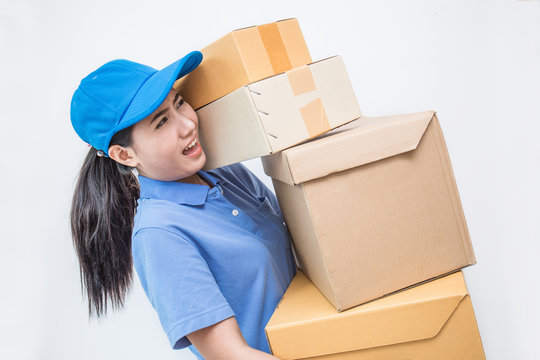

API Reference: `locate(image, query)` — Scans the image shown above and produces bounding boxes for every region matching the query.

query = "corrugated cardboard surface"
[262,111,433,185]
[264,111,476,311]
[265,270,485,360]
[198,56,361,170]
[174,18,312,110]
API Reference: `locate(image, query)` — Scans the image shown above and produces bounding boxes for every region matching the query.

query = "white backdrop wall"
[1,0,539,359]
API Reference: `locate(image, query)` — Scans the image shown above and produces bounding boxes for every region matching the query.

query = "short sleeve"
[132,227,235,349]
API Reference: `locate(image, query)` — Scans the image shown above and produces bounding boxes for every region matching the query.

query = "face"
[118,89,206,181]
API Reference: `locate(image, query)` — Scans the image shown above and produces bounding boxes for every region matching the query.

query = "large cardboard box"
[265,270,485,360]
[197,56,361,170]
[174,18,312,110]
[262,111,476,311]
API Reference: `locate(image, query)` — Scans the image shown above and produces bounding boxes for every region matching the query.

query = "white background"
[1,0,539,359]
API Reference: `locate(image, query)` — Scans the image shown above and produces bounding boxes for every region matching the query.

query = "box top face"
[262,111,435,185]
[231,17,298,33]
[265,270,468,359]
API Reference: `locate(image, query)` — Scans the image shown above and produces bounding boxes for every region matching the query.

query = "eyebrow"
[150,93,181,125]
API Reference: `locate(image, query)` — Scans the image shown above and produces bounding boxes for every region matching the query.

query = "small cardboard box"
[197,55,361,170]
[265,270,485,360]
[174,18,312,110]
[262,111,476,311]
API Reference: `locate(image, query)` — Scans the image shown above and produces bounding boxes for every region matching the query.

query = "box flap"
[265,270,468,359]
[261,111,435,185]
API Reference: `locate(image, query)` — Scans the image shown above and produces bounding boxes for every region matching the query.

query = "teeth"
[184,139,197,152]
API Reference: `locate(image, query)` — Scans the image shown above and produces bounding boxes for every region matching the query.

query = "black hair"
[70,126,140,317]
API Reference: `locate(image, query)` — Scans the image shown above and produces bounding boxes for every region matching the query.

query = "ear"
[108,144,139,168]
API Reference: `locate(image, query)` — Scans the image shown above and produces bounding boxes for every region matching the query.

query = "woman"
[70,50,296,360]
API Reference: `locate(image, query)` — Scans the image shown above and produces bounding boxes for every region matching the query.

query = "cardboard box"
[265,270,485,360]
[262,111,476,311]
[197,56,361,170]
[174,18,312,110]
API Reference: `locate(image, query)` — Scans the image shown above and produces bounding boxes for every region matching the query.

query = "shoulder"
[131,223,195,258]
[132,198,196,245]
[133,198,167,233]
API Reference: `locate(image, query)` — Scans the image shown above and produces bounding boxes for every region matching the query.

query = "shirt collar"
[138,170,222,206]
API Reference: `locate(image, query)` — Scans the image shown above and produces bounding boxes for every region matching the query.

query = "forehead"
[139,89,179,125]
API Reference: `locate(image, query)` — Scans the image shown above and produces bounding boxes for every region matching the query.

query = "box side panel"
[271,179,336,306]
[197,87,271,170]
[302,296,485,360]
[430,115,476,263]
[309,56,362,125]
[268,293,464,359]
[248,75,309,150]
[266,271,476,360]
[174,33,249,110]
[248,56,361,153]
[277,18,312,68]
[303,119,475,310]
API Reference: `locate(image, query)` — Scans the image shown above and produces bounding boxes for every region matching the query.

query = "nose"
[174,113,196,138]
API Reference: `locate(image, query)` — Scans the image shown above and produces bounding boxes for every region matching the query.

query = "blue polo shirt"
[131,163,297,359]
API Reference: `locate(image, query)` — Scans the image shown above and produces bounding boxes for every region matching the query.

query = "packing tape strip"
[286,65,330,137]
[258,22,292,74]
[287,65,316,96]
[300,98,330,138]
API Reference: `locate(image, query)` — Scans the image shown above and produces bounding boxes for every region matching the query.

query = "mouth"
[182,136,202,157]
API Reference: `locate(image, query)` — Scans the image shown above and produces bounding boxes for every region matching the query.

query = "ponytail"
[70,126,139,317]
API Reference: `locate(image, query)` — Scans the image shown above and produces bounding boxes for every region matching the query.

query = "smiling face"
[110,89,206,182]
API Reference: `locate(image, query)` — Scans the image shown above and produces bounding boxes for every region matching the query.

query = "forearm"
[202,342,281,360]
[187,317,281,360]
[235,344,281,360]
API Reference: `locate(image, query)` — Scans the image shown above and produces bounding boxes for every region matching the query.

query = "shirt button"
[283,221,286,227]
[232,209,239,216]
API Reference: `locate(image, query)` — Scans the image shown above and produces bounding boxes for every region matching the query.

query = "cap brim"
[106,51,203,150]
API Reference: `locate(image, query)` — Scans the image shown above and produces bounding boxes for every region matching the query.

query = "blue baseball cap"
[70,51,203,156]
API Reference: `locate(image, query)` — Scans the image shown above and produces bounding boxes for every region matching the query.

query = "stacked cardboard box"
[174,18,361,170]
[179,18,485,359]
[261,111,476,310]
[265,270,485,359]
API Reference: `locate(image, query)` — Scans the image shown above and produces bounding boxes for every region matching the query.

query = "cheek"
[134,132,177,164]
[150,135,180,160]
[183,105,199,126]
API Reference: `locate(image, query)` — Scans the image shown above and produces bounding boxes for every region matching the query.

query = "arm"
[187,316,281,360]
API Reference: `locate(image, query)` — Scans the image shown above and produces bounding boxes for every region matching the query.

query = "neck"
[178,173,211,187]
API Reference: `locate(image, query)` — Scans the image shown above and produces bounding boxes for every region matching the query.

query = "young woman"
[70,50,296,360]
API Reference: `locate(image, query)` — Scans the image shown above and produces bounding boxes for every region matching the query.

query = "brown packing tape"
[300,98,331,138]
[286,65,330,138]
[257,23,292,74]
[287,66,317,96]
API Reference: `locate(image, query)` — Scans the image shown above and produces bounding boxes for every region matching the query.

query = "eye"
[176,98,184,110]
[156,117,168,129]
